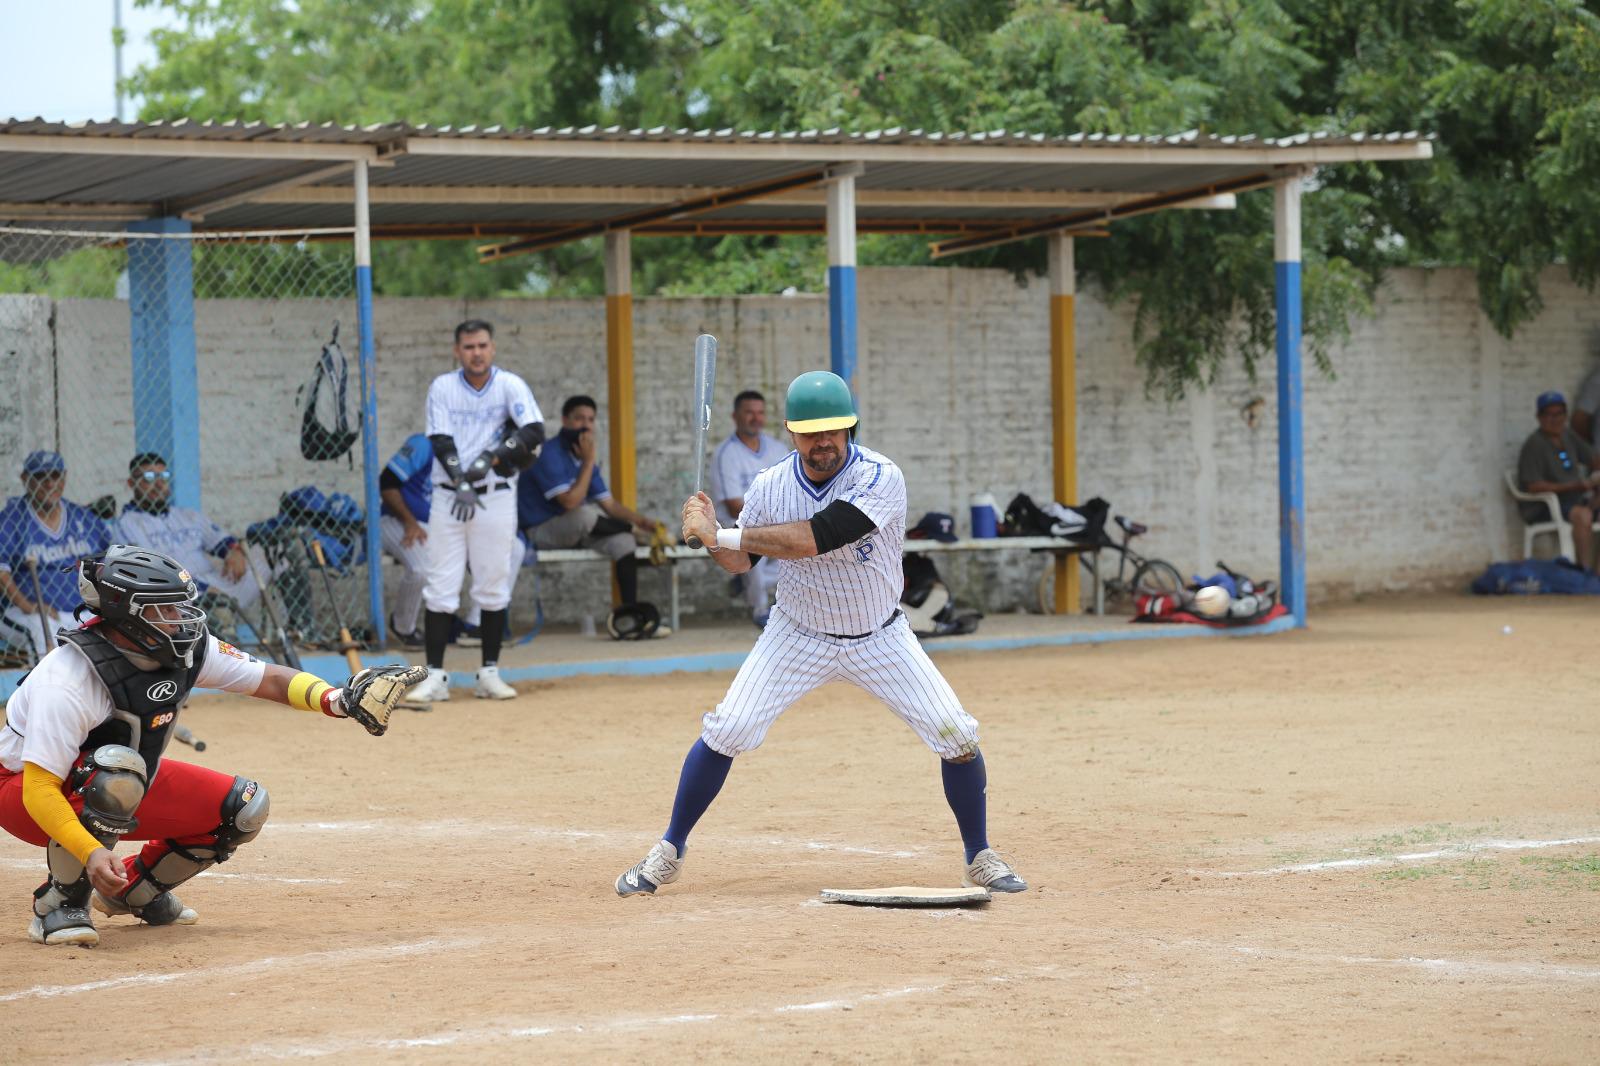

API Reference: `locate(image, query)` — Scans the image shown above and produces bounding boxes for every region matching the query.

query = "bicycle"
[1036,515,1184,614]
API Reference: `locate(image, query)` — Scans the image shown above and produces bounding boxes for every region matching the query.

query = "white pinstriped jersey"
[739,442,905,635]
[424,367,543,481]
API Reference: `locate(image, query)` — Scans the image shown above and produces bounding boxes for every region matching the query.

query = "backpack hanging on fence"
[299,322,361,465]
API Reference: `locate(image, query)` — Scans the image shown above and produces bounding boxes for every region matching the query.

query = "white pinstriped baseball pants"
[699,607,980,760]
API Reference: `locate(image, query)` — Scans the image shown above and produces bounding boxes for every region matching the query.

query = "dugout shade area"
[0,119,1432,654]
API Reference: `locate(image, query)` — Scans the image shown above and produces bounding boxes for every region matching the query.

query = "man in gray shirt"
[1518,390,1600,568]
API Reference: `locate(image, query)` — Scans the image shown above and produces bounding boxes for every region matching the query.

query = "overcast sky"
[1,2,181,122]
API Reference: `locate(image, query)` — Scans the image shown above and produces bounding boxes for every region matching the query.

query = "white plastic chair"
[1504,469,1598,560]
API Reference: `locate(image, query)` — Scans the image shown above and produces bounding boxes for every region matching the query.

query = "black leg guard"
[115,776,270,914]
[35,745,147,919]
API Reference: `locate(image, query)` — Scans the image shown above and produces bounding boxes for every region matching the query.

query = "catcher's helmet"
[78,544,207,668]
[784,371,858,433]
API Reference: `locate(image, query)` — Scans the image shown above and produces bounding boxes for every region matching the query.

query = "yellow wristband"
[286,672,333,714]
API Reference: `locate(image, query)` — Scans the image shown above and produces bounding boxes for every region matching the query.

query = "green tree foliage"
[124,0,1600,396]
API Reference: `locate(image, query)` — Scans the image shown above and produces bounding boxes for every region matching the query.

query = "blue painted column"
[353,160,387,643]
[826,169,859,385]
[1274,178,1307,628]
[127,217,201,509]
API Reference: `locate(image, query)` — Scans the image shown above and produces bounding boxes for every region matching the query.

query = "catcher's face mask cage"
[80,546,208,668]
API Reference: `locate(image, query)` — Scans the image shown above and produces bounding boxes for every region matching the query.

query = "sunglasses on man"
[134,470,173,483]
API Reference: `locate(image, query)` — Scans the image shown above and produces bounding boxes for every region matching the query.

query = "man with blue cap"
[1517,391,1600,569]
[0,452,113,661]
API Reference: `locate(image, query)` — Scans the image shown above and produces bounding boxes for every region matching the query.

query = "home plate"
[820,886,991,907]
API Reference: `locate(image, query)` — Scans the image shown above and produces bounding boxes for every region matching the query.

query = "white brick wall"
[3,265,1598,625]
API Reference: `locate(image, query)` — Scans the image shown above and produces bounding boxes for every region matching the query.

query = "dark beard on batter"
[803,448,841,478]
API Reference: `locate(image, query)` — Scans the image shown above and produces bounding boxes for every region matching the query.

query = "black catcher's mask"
[78,544,207,669]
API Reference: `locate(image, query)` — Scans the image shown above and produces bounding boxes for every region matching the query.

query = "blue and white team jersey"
[424,367,543,481]
[738,442,907,636]
[383,433,435,524]
[114,505,235,594]
[708,432,789,527]
[0,497,112,611]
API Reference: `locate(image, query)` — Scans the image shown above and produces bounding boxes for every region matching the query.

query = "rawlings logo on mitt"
[339,665,428,736]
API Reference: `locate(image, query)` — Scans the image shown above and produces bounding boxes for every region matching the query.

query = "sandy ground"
[2,595,1598,1064]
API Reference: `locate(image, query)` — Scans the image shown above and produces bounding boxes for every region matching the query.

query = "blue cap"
[1538,390,1567,414]
[909,512,958,543]
[21,450,65,475]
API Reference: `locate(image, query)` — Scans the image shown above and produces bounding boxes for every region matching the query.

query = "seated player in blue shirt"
[380,433,524,649]
[0,451,113,661]
[518,395,666,635]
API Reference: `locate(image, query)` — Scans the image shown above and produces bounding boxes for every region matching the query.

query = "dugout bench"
[523,535,1103,632]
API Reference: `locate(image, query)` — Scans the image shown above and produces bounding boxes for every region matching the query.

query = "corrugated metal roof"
[0,118,1427,149]
[0,118,1432,244]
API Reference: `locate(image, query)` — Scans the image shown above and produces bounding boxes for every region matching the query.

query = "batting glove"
[450,482,479,522]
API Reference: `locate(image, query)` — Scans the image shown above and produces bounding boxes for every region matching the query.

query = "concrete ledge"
[0,615,1297,701]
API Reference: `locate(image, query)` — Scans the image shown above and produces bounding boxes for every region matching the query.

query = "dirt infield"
[3,596,1599,1064]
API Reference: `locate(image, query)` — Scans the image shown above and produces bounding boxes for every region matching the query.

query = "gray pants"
[530,502,635,560]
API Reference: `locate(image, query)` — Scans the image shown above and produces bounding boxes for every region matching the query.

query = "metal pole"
[1274,177,1307,628]
[826,168,860,386]
[1048,231,1081,615]
[354,159,386,646]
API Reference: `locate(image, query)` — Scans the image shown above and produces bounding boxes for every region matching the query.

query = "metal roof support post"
[1274,177,1307,628]
[1048,232,1081,615]
[354,158,387,643]
[127,217,202,510]
[605,229,635,609]
[826,166,860,386]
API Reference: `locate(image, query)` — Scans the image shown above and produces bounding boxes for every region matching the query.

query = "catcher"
[0,544,423,947]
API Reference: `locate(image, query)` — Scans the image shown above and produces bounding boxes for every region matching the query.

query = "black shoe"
[389,614,423,650]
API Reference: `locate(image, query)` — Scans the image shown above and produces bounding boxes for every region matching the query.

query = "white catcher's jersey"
[0,633,265,778]
[424,367,543,481]
[739,442,906,636]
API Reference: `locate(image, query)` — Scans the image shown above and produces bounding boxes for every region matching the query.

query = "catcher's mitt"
[339,665,428,736]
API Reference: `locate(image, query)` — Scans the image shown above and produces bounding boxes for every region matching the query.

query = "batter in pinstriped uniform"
[616,371,1026,897]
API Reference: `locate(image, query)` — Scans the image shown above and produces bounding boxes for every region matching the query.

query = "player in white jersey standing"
[406,320,545,703]
[616,371,1026,897]
[708,390,788,626]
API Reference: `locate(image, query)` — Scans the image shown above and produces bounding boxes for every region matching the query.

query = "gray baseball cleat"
[616,839,684,896]
[28,905,99,946]
[963,848,1028,893]
[93,889,199,926]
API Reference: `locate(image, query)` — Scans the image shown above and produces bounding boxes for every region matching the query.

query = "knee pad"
[73,744,148,844]
[216,776,270,858]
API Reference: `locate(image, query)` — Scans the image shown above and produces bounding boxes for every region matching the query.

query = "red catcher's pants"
[0,756,238,881]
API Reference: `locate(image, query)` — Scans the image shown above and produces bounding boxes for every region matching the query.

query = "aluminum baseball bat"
[175,724,206,752]
[686,333,718,549]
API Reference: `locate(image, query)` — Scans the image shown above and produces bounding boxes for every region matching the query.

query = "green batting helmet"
[784,371,858,433]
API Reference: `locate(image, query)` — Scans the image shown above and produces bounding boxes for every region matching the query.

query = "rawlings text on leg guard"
[119,777,270,912]
[36,745,148,919]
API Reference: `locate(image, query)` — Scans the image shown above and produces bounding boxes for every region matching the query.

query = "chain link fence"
[0,225,372,668]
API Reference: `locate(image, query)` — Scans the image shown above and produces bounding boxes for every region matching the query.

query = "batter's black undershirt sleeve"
[379,468,403,492]
[810,499,876,554]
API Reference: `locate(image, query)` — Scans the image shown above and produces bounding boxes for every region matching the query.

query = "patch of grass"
[1517,852,1600,891]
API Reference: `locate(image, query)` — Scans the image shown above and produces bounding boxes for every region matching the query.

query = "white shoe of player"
[407,669,450,703]
[615,839,684,896]
[28,905,99,946]
[963,848,1028,893]
[474,665,516,700]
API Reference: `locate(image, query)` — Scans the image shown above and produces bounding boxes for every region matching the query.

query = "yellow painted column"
[605,231,634,607]
[1048,232,1081,614]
